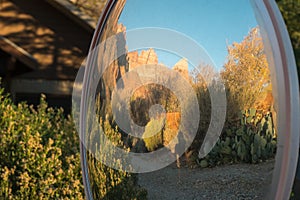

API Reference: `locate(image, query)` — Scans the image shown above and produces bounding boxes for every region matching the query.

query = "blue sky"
[119,0,258,70]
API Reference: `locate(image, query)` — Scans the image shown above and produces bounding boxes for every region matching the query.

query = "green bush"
[0,86,147,199]
[0,89,83,199]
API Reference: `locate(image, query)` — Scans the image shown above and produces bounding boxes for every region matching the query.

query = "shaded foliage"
[87,119,147,200]
[276,0,300,84]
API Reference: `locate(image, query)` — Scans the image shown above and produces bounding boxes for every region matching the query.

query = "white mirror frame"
[252,0,300,199]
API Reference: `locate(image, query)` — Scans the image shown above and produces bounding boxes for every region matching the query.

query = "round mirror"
[73,0,300,199]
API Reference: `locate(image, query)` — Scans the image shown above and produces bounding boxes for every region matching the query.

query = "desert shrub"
[142,118,165,152]
[0,85,147,199]
[0,89,83,199]
[189,72,212,153]
[87,120,147,200]
[198,108,277,168]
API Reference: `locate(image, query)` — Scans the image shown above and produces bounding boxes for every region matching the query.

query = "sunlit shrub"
[142,118,165,152]
[0,85,147,199]
[0,88,83,199]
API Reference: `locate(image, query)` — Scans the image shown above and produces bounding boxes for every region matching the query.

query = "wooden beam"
[0,36,38,70]
[10,78,76,96]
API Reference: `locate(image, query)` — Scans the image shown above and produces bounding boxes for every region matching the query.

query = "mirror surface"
[81,0,278,199]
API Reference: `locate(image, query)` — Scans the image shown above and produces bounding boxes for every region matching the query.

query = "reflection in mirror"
[82,0,279,199]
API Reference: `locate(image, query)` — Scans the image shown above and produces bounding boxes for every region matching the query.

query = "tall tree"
[221,27,271,117]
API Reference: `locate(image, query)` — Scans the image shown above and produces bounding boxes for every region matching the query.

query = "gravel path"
[138,160,275,200]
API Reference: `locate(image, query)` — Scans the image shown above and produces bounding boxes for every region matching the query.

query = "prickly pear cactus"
[198,109,277,167]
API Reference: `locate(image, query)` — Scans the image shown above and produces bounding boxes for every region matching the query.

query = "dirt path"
[138,160,275,200]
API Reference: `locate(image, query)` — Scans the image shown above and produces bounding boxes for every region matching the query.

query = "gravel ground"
[138,160,275,200]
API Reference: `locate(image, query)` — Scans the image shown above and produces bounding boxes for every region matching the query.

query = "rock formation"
[127,48,158,71]
[173,58,189,80]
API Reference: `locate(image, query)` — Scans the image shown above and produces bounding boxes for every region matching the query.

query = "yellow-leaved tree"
[221,27,272,120]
